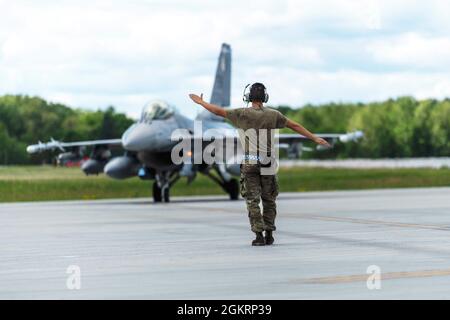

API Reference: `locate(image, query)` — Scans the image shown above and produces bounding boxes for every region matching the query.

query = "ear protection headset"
[243,83,269,103]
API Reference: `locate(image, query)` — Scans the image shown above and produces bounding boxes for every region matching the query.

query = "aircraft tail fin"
[196,43,232,122]
[210,43,231,107]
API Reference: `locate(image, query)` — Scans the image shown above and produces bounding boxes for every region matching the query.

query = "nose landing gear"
[152,171,179,203]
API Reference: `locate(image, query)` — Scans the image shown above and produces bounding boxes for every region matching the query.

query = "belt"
[243,154,274,168]
[243,154,261,161]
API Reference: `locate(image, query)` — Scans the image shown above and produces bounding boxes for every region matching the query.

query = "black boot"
[265,231,274,245]
[252,232,265,246]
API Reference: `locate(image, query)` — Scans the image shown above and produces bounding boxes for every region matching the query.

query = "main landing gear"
[151,164,239,203]
[201,164,239,200]
[225,178,239,200]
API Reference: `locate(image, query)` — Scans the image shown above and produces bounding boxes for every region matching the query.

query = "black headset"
[243,83,269,103]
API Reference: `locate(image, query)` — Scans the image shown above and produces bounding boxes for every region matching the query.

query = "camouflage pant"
[240,164,279,233]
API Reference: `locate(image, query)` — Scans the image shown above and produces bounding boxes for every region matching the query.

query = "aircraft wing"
[26,138,123,154]
[276,130,363,156]
[184,130,363,147]
[180,130,363,158]
[277,130,364,144]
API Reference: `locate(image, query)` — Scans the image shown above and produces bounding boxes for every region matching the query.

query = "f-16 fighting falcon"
[26,43,363,203]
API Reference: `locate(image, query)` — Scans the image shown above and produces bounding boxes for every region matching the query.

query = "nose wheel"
[152,171,179,203]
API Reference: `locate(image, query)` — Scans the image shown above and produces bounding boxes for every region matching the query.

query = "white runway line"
[280,157,450,169]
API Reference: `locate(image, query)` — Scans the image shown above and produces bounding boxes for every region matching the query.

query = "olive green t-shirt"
[225,106,288,158]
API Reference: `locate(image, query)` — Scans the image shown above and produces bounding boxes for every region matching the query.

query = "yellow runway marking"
[295,268,450,285]
[294,213,450,231]
[180,204,450,231]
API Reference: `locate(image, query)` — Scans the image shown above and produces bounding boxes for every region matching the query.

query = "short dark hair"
[249,83,266,102]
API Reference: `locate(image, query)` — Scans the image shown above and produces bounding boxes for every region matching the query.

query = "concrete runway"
[1,187,450,299]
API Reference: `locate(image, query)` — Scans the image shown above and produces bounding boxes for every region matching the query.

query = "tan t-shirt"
[226,106,288,159]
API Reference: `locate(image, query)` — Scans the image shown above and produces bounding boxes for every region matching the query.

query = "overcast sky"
[1,0,450,119]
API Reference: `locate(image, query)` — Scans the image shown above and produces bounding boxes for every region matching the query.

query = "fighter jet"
[27,43,363,202]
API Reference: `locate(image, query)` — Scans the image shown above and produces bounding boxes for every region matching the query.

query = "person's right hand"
[189,93,204,105]
[314,137,331,148]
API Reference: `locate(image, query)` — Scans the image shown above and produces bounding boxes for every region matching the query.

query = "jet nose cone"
[122,122,174,152]
[122,124,150,151]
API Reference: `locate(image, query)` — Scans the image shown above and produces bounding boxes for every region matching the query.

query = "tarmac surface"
[1,187,450,299]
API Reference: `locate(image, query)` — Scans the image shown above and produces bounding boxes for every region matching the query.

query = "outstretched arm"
[287,119,331,147]
[189,93,226,118]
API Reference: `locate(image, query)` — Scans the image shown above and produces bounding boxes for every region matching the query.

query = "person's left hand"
[314,137,331,148]
[189,93,204,105]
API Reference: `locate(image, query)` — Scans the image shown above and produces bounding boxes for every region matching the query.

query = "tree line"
[0,94,448,164]
[279,96,449,159]
[0,95,133,164]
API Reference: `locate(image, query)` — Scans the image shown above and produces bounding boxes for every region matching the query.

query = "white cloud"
[231,68,450,107]
[1,0,450,120]
[367,33,450,69]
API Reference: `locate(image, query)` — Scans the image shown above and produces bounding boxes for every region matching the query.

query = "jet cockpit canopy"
[140,100,175,123]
